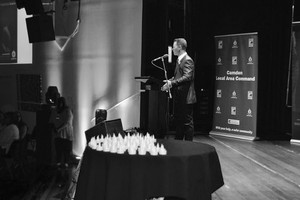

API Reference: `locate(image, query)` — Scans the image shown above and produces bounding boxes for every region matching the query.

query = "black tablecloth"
[74,139,224,200]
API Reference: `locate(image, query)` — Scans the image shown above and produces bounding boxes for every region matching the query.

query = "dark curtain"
[142,0,293,138]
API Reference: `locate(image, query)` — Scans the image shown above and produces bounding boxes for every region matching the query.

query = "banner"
[291,23,300,144]
[210,32,258,140]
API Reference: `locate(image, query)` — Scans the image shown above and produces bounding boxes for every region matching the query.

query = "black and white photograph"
[0,0,299,200]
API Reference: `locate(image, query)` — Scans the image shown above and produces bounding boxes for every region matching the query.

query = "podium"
[134,76,163,90]
[135,76,168,138]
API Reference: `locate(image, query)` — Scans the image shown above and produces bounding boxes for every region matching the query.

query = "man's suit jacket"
[171,54,197,104]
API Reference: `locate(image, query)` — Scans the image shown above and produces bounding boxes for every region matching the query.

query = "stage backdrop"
[210,32,258,140]
[292,23,300,144]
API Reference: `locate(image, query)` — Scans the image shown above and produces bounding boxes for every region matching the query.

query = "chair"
[0,141,18,180]
[0,138,29,180]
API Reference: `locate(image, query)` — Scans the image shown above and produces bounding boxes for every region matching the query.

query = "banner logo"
[248,38,254,47]
[231,90,237,99]
[216,106,221,114]
[228,119,240,125]
[231,106,237,115]
[217,89,222,98]
[12,51,16,58]
[248,91,253,100]
[218,40,223,49]
[232,56,237,65]
[247,56,253,65]
[217,57,222,65]
[247,109,253,117]
[232,40,238,48]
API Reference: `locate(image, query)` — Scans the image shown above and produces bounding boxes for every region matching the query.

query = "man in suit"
[161,38,197,141]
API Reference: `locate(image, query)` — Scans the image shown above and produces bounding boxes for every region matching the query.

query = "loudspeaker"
[16,0,44,15]
[25,0,44,15]
[85,119,124,143]
[15,0,26,9]
[95,109,107,125]
[17,74,42,111]
[26,15,55,43]
[17,74,42,103]
[295,0,300,22]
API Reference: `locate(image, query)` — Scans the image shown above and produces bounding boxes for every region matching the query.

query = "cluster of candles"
[88,133,167,156]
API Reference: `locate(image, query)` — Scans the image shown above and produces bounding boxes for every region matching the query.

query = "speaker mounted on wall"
[16,0,44,15]
[16,0,55,43]
[26,14,55,43]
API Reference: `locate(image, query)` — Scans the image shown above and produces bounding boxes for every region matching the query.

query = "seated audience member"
[0,112,19,154]
[14,111,28,140]
[0,111,5,131]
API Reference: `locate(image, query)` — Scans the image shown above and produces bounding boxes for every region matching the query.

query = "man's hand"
[161,80,172,92]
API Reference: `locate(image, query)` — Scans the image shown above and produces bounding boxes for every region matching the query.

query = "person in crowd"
[0,111,5,131]
[14,111,28,140]
[53,97,74,168]
[0,112,19,154]
[161,38,197,141]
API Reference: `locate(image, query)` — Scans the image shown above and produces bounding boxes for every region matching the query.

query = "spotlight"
[45,86,60,106]
[95,109,107,125]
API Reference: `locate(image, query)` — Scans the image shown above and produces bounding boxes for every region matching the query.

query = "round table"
[74,139,224,200]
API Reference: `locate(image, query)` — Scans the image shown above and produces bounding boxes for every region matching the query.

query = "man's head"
[173,38,187,56]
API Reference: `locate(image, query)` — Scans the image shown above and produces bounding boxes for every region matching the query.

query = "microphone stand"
[160,57,172,139]
[161,57,172,99]
[151,56,172,138]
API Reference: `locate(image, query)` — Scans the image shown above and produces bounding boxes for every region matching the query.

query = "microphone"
[152,54,168,61]
[168,46,172,63]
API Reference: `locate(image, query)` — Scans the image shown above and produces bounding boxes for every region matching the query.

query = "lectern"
[135,76,168,138]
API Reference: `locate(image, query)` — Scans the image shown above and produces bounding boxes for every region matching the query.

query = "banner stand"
[291,139,300,145]
[210,32,258,140]
[210,131,258,141]
[291,23,300,143]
